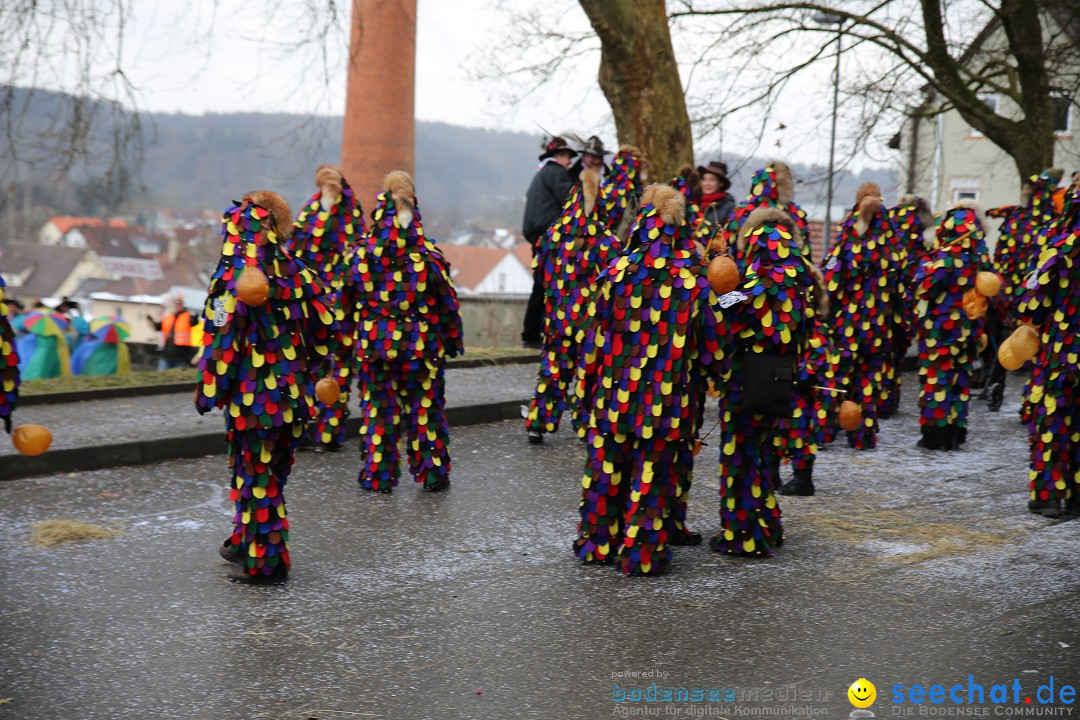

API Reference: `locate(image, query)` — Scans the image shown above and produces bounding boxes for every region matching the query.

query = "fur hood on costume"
[241,190,293,243]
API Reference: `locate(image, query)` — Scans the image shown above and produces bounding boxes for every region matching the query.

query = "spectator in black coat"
[521,136,577,348]
[568,135,610,184]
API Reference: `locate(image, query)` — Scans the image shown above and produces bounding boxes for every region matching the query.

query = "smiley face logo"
[848,678,876,708]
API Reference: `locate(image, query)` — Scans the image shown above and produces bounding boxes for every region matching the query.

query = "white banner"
[101,257,164,280]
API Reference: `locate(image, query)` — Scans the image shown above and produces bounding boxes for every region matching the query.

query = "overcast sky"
[46,0,903,171]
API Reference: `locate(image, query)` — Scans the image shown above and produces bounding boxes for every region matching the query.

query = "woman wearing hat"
[697,160,736,237]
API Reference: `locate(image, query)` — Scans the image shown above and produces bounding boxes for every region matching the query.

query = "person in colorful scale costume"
[775,265,836,497]
[882,195,936,418]
[0,273,19,435]
[599,145,644,242]
[989,199,1027,314]
[573,185,727,575]
[718,161,811,270]
[288,165,366,453]
[977,203,1026,413]
[709,206,813,557]
[526,168,622,443]
[196,190,336,584]
[1016,186,1080,517]
[1012,170,1063,302]
[911,203,988,451]
[822,183,905,450]
[338,171,463,493]
[669,164,712,249]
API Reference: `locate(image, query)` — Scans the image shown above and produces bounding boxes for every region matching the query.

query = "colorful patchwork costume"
[0,274,19,434]
[600,145,644,241]
[1016,187,1080,517]
[775,266,836,497]
[720,162,811,270]
[338,171,463,493]
[195,190,336,583]
[526,169,621,441]
[912,204,988,450]
[822,183,905,449]
[883,195,936,417]
[288,165,366,450]
[709,206,813,557]
[1012,170,1063,309]
[669,164,712,248]
[573,186,727,575]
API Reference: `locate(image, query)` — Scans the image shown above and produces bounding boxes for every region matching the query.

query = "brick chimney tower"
[341,0,417,209]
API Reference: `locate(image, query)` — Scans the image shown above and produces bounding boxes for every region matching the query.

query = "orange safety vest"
[161,312,193,347]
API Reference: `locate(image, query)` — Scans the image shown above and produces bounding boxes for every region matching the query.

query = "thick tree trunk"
[579,0,693,183]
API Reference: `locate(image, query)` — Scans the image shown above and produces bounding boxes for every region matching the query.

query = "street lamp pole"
[815,13,844,257]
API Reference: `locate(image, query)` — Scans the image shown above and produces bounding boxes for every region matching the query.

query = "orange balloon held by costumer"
[12,424,52,456]
[707,255,741,296]
[839,400,863,431]
[975,271,1002,297]
[315,377,341,405]
[236,266,270,306]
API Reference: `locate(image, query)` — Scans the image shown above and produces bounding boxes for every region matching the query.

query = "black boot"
[778,460,815,496]
[918,426,942,450]
[1028,499,1064,518]
[987,382,1004,412]
[769,453,782,491]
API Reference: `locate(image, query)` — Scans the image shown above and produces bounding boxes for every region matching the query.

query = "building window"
[1052,92,1072,135]
[498,272,506,292]
[950,177,980,203]
[969,93,998,137]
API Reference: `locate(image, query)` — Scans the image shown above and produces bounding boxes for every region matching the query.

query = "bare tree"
[0,0,350,222]
[478,0,1080,194]
[1,1,145,211]
[673,0,1080,186]
[471,0,693,182]
[579,1,694,181]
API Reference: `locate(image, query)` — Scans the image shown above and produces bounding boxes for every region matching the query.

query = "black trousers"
[522,239,544,343]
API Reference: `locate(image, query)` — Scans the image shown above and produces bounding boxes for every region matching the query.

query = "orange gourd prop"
[315,377,341,405]
[839,401,862,431]
[975,271,1001,297]
[236,266,270,306]
[13,424,52,456]
[706,234,741,295]
[962,288,988,320]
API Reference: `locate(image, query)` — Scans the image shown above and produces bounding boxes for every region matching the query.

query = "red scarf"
[701,191,727,209]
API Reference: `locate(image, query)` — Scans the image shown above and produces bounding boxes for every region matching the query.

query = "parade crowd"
[0,137,1077,583]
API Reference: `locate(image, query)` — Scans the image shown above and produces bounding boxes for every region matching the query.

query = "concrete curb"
[17,354,540,407]
[0,399,529,481]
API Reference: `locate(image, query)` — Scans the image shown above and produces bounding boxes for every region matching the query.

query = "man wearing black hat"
[569,135,610,184]
[521,136,577,349]
[697,160,736,236]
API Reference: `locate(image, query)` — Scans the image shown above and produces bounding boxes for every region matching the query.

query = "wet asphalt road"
[1,372,1078,720]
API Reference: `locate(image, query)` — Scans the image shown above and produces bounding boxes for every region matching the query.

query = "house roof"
[0,242,90,300]
[76,226,165,258]
[437,245,512,292]
[47,216,129,234]
[511,242,534,272]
